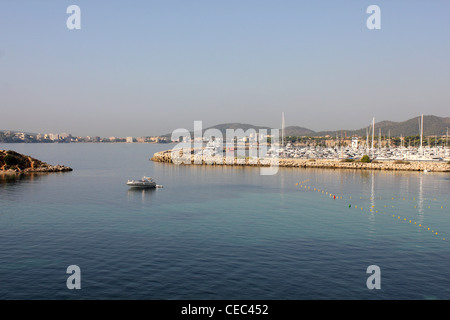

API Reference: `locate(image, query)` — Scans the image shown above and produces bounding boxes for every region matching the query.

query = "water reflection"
[127,187,156,203]
[417,173,424,224]
[368,171,376,236]
[0,172,46,185]
[370,171,375,208]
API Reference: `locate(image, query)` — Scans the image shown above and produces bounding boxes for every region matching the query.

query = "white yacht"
[126,176,157,188]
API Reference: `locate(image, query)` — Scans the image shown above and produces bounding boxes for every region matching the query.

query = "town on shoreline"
[0,131,170,144]
[1,130,448,149]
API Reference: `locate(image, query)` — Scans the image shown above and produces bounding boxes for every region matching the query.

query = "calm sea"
[0,143,449,300]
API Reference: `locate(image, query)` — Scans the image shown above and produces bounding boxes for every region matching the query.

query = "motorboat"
[126,176,157,188]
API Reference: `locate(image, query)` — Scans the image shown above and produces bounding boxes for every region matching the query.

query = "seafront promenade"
[151,149,450,172]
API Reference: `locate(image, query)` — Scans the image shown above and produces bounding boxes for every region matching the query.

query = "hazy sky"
[0,1,449,137]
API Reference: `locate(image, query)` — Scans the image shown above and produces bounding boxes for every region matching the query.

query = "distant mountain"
[314,115,450,137]
[284,126,316,136]
[163,115,449,139]
[164,123,315,138]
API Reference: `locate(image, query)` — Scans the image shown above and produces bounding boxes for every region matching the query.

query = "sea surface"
[0,143,449,300]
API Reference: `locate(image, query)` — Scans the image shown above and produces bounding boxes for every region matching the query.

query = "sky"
[0,0,449,137]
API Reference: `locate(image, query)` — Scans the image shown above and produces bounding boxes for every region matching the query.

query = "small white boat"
[126,176,157,188]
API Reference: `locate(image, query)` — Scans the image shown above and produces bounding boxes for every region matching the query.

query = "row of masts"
[280,112,449,152]
[366,114,448,154]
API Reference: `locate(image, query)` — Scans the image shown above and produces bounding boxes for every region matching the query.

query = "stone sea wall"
[151,149,450,172]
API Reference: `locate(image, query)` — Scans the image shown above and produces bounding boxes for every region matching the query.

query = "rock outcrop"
[0,150,73,174]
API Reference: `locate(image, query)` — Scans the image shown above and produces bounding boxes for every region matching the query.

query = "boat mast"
[419,114,423,154]
[371,117,375,157]
[366,127,369,153]
[445,127,448,155]
[388,129,391,148]
[379,128,381,151]
[281,112,285,147]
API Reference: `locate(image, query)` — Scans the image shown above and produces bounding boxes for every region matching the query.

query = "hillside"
[315,115,450,137]
[284,126,316,136]
[166,115,449,138]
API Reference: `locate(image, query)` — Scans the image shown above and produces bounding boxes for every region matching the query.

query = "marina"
[194,114,450,163]
[267,144,449,162]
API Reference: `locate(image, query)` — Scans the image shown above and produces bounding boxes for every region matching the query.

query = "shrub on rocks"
[360,155,371,163]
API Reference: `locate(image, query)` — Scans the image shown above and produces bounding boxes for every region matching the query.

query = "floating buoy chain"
[294,181,447,242]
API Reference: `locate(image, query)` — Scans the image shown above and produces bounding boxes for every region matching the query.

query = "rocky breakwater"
[151,149,450,172]
[0,150,73,174]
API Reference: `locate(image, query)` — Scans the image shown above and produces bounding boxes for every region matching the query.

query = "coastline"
[151,149,450,172]
[0,165,73,175]
[0,150,72,175]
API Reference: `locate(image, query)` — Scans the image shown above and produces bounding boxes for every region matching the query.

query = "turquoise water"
[0,143,449,299]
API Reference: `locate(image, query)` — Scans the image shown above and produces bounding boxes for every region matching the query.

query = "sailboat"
[407,114,433,161]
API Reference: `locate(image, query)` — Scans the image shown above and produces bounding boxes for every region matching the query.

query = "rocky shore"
[151,149,450,172]
[0,150,73,174]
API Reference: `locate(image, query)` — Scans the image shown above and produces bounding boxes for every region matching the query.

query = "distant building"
[49,133,60,141]
[126,137,134,143]
[15,132,25,140]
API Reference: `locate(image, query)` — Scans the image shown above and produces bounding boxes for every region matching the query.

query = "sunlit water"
[0,143,449,299]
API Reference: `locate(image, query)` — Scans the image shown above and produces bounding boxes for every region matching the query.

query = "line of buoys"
[296,182,447,208]
[294,181,447,242]
[388,196,446,202]
[368,207,446,241]
[296,182,446,209]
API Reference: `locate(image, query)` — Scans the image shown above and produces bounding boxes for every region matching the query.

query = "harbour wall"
[151,149,450,172]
